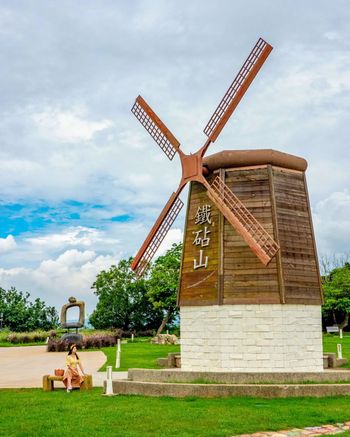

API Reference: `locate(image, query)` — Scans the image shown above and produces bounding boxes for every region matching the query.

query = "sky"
[0,0,350,316]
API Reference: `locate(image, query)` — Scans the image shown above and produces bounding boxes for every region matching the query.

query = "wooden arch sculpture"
[60,297,85,329]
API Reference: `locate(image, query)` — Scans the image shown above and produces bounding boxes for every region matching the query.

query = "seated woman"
[63,344,85,392]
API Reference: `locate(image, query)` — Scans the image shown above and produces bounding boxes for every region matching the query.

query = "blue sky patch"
[0,200,131,238]
[110,214,132,223]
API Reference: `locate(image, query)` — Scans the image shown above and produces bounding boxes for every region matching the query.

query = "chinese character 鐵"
[194,204,212,225]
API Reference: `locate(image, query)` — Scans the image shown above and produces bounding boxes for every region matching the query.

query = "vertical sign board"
[178,180,219,306]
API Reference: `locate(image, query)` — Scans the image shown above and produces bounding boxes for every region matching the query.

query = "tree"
[27,297,59,332]
[322,262,350,329]
[0,287,58,332]
[89,258,163,331]
[319,253,350,276]
[147,243,182,335]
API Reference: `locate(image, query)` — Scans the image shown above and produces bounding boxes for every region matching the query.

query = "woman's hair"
[68,343,79,360]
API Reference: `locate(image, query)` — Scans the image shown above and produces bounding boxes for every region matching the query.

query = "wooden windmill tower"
[130,38,324,372]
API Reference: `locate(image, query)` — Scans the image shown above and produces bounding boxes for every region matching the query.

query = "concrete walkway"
[232,421,350,437]
[0,346,128,388]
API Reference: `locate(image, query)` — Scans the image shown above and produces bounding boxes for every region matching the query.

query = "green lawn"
[1,334,350,436]
[99,340,180,371]
[0,341,46,347]
[97,334,348,373]
[323,334,350,367]
[1,389,350,437]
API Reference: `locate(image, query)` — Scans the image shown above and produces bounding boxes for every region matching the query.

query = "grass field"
[99,340,180,371]
[1,388,350,437]
[323,334,350,367]
[1,334,350,436]
[95,333,348,372]
[0,341,46,347]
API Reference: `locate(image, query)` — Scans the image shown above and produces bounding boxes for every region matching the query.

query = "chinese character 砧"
[194,204,212,225]
[193,249,208,270]
[192,226,211,247]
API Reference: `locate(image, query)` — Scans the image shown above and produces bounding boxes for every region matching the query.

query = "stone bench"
[326,326,340,333]
[42,374,93,391]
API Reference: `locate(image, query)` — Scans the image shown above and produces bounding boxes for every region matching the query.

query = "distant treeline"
[0,286,58,332]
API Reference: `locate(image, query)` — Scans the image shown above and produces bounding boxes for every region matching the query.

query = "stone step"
[128,368,350,384]
[156,353,182,368]
[324,352,348,368]
[109,379,350,398]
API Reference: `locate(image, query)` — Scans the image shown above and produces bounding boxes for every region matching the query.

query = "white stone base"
[180,304,324,372]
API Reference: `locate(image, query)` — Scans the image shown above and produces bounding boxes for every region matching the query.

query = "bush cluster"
[113,328,155,338]
[6,330,54,344]
[46,329,155,351]
[47,333,118,352]
[4,327,155,346]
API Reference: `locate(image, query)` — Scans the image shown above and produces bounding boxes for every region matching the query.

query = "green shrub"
[6,330,51,344]
[47,333,119,352]
[0,329,11,343]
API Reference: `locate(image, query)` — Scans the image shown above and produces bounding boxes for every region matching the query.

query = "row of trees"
[89,247,350,333]
[1,245,349,334]
[0,287,59,332]
[322,261,350,329]
[89,243,182,334]
[0,243,181,334]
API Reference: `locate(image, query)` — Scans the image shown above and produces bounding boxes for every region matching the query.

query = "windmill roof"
[203,149,307,172]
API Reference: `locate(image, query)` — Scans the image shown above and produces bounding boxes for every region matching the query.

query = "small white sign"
[337,343,343,359]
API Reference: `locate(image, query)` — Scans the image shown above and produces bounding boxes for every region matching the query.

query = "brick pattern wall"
[180,304,323,372]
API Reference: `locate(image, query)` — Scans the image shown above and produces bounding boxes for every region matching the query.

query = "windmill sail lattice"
[130,38,279,277]
[131,95,180,161]
[204,38,272,143]
[132,194,184,277]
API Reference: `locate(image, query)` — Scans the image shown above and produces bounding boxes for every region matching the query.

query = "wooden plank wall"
[178,179,219,306]
[272,167,322,304]
[222,166,280,304]
[178,165,322,307]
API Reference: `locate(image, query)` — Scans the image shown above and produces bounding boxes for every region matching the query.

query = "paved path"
[0,346,128,388]
[233,421,350,437]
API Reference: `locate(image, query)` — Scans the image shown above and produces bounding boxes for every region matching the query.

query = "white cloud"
[0,235,16,253]
[39,249,96,274]
[1,0,350,314]
[324,31,341,41]
[154,228,183,258]
[0,223,183,314]
[0,249,117,313]
[31,106,113,143]
[26,226,118,250]
[313,190,350,255]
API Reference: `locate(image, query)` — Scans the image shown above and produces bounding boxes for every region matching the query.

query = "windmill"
[130,38,279,278]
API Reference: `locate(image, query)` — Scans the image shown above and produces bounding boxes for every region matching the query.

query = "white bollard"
[105,366,114,396]
[116,339,121,368]
[337,343,343,359]
[131,333,134,342]
[340,329,343,339]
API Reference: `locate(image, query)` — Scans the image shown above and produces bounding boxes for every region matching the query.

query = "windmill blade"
[131,95,181,161]
[131,192,184,278]
[205,176,279,266]
[204,38,272,143]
